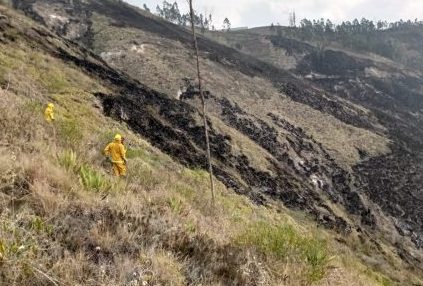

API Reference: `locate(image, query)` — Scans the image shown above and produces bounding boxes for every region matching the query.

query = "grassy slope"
[0,6,421,286]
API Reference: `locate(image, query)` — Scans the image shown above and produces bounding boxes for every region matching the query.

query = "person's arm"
[120,144,127,163]
[50,110,55,121]
[104,144,111,156]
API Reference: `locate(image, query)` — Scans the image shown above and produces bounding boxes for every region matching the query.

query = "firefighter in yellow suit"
[104,134,127,177]
[44,103,55,122]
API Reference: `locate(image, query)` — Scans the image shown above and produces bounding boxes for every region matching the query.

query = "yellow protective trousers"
[112,162,126,177]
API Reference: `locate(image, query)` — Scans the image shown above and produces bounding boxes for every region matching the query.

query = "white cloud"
[125,0,423,27]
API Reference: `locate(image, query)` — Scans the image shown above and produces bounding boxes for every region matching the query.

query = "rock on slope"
[10,0,423,280]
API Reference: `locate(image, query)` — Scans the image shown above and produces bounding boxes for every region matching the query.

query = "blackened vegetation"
[269,36,315,56]
[297,50,370,76]
[278,82,376,130]
[0,14,14,43]
[12,0,44,23]
[217,97,371,231]
[295,42,423,253]
[354,148,423,250]
[267,113,373,222]
[179,77,211,101]
[101,91,233,178]
[12,0,95,48]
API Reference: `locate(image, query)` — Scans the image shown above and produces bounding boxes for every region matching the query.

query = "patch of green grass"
[0,220,39,262]
[364,268,396,286]
[22,100,43,114]
[167,196,184,214]
[57,118,83,149]
[24,51,71,93]
[237,222,299,257]
[185,221,197,234]
[126,148,147,159]
[79,164,110,192]
[381,276,394,286]
[182,168,209,185]
[235,222,331,282]
[30,217,53,235]
[0,45,23,69]
[218,192,253,223]
[302,238,331,281]
[174,184,195,200]
[130,148,164,168]
[44,70,69,93]
[57,149,79,172]
[128,160,161,190]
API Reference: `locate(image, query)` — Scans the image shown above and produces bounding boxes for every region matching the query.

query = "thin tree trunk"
[188,0,215,205]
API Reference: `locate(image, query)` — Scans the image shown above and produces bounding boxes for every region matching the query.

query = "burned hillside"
[3,0,423,284]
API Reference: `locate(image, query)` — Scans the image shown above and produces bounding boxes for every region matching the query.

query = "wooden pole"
[188,0,215,206]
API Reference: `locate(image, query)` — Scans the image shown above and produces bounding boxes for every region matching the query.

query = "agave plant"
[79,165,109,192]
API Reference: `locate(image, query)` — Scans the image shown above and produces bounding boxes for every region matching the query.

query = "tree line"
[297,18,423,35]
[143,1,231,32]
[270,17,423,61]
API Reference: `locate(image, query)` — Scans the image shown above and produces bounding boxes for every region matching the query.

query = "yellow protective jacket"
[44,106,55,122]
[104,139,127,164]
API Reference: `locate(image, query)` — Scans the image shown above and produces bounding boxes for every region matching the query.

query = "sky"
[125,0,423,28]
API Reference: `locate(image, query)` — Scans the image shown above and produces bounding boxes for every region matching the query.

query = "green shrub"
[302,238,331,281]
[237,222,297,257]
[79,165,110,192]
[167,196,184,214]
[57,149,78,172]
[0,220,39,262]
[235,222,330,282]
